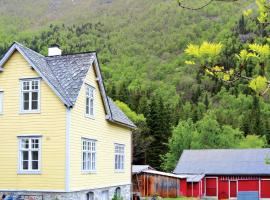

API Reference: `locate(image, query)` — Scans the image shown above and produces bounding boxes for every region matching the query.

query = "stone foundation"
[0,184,131,200]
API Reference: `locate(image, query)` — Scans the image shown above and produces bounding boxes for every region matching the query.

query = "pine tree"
[145,97,172,170]
[204,93,209,110]
[250,96,263,135]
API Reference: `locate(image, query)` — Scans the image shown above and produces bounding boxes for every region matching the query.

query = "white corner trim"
[65,108,71,192]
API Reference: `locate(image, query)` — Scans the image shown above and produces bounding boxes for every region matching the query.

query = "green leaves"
[249,44,270,60]
[256,0,269,23]
[185,42,223,59]
[249,76,268,93]
[236,49,258,63]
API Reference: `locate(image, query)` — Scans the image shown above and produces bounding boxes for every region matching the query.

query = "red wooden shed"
[174,149,270,199]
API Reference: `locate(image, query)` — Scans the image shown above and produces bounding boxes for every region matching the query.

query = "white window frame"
[20,79,41,113]
[85,85,95,118]
[0,91,3,114]
[114,143,125,172]
[18,136,42,174]
[82,138,97,173]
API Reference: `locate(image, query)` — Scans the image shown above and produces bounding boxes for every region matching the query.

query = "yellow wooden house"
[0,42,135,200]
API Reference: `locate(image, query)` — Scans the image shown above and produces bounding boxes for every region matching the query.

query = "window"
[115,144,125,171]
[114,187,121,198]
[21,79,40,112]
[87,192,94,200]
[0,91,3,114]
[82,139,96,172]
[101,191,109,200]
[86,86,95,117]
[19,137,41,172]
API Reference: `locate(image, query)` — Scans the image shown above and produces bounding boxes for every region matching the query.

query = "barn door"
[261,179,270,198]
[205,177,217,197]
[230,180,237,198]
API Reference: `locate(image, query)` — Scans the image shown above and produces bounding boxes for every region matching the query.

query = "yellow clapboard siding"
[70,64,132,191]
[0,51,66,191]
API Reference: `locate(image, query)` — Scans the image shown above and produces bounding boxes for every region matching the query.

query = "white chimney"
[48,44,62,56]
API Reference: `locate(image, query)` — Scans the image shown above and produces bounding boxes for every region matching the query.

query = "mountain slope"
[0,0,250,104]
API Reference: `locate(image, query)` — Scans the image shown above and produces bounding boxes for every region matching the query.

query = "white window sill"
[17,171,41,175]
[81,170,97,174]
[115,170,125,173]
[85,114,95,120]
[19,111,41,114]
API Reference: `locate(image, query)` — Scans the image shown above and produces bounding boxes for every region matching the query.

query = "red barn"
[174,149,270,199]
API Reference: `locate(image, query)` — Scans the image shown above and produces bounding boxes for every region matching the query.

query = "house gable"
[69,55,132,191]
[0,42,135,129]
[0,50,67,191]
[0,42,71,106]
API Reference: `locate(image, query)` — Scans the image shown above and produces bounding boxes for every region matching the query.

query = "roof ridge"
[14,41,45,58]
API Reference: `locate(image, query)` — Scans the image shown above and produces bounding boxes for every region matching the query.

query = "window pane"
[23,93,30,110]
[32,139,39,149]
[21,139,29,149]
[32,151,39,161]
[32,92,38,101]
[83,152,86,170]
[86,98,89,114]
[23,161,29,170]
[32,92,38,110]
[32,161,38,170]
[90,99,94,115]
[92,153,96,170]
[23,82,30,90]
[22,151,29,160]
[32,81,39,90]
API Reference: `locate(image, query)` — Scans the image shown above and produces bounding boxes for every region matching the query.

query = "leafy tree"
[238,135,267,148]
[162,114,266,171]
[115,100,151,164]
[161,119,194,171]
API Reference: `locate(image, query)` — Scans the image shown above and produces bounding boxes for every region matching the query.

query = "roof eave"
[107,118,137,130]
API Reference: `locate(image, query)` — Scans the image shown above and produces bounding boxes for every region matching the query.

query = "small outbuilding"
[174,149,270,199]
[132,165,185,198]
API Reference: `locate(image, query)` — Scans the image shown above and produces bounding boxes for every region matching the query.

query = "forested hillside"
[1,0,268,171]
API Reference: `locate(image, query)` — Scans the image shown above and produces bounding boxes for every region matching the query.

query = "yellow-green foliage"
[249,44,270,60]
[243,9,253,17]
[115,100,145,124]
[256,0,269,23]
[236,49,258,63]
[238,135,267,148]
[249,76,268,93]
[185,42,223,59]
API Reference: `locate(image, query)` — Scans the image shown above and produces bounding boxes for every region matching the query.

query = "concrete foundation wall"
[0,184,131,200]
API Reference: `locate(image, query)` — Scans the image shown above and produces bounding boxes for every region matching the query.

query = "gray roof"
[174,149,270,176]
[186,174,205,182]
[132,165,154,174]
[108,97,135,128]
[0,42,136,128]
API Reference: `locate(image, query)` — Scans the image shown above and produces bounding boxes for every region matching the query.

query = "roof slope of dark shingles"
[174,149,270,175]
[45,53,95,104]
[14,42,135,128]
[16,42,72,106]
[108,97,136,127]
